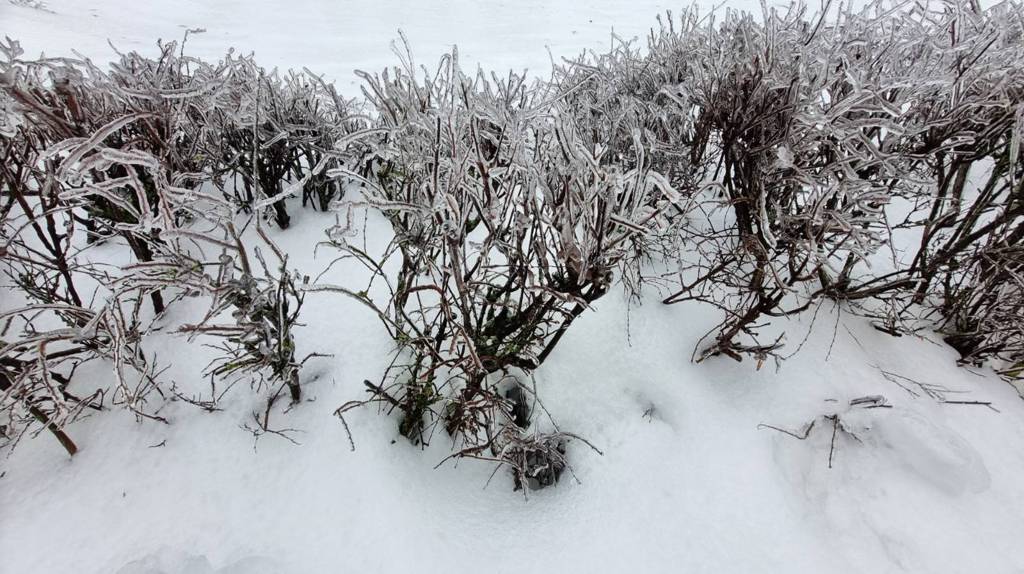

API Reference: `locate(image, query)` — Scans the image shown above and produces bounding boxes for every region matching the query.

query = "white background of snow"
[3,1,1024,573]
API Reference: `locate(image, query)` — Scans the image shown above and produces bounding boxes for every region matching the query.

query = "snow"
[4,1,1024,573]
[3,0,767,84]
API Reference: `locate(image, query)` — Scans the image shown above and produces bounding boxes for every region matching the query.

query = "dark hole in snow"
[505,385,531,429]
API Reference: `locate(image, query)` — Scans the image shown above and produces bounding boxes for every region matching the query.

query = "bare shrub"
[0,38,340,453]
[3,0,1022,475]
[625,1,1024,378]
[199,54,369,228]
[181,227,312,405]
[323,43,683,487]
[0,38,228,314]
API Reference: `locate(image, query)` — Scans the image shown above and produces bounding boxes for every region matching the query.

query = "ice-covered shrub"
[199,54,368,228]
[0,102,171,453]
[3,0,1023,471]
[325,45,678,485]
[642,5,911,362]
[182,236,310,405]
[814,1,1024,377]
[624,1,1024,376]
[0,38,232,313]
[0,39,334,452]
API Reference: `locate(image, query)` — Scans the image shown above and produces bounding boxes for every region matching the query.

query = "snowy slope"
[3,2,1024,573]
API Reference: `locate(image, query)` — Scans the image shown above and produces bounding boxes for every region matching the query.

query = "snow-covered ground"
[4,0,769,84]
[4,1,1024,573]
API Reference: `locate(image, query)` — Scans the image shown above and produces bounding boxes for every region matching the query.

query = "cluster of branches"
[200,50,369,225]
[2,0,1021,490]
[321,39,680,489]
[549,1,1024,375]
[324,2,1023,487]
[0,36,362,454]
[325,0,1024,486]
